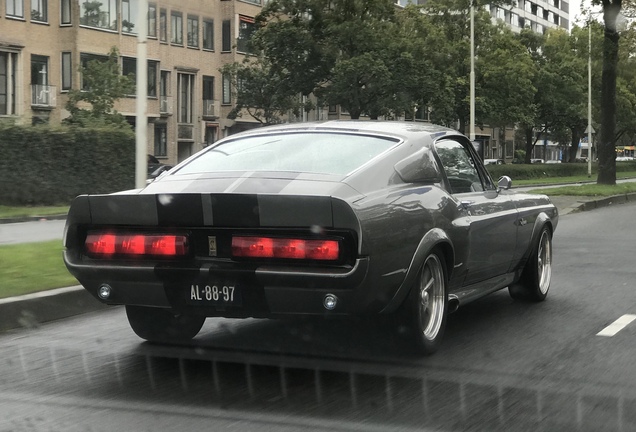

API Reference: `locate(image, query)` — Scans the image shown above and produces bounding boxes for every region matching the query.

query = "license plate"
[187,283,241,306]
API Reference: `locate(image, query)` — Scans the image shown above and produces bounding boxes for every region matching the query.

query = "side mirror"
[498,175,512,190]
[394,148,441,184]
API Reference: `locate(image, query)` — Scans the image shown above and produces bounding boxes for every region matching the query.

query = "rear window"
[174,132,398,176]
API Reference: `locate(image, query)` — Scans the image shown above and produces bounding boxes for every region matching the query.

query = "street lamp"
[470,1,475,142]
[587,16,594,178]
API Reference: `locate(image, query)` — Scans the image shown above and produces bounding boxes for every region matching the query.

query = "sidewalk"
[2,192,636,333]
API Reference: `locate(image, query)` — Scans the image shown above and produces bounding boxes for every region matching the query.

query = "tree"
[593,0,636,183]
[219,55,306,125]
[478,25,536,159]
[64,47,134,127]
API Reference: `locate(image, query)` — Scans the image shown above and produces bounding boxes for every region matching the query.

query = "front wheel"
[509,226,552,302]
[126,305,205,343]
[400,251,449,355]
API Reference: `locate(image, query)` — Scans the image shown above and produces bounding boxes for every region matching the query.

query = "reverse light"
[232,236,340,261]
[85,232,188,257]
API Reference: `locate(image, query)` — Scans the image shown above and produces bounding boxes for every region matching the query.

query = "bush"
[0,124,135,206]
[486,160,636,181]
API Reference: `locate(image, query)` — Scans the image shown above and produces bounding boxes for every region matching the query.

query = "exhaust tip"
[448,295,459,314]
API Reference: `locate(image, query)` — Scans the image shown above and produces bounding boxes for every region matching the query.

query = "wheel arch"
[380,228,454,314]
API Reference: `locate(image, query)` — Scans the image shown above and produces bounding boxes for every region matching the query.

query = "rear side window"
[175,132,398,176]
[435,140,486,194]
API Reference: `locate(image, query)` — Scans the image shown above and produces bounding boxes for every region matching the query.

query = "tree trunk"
[568,126,582,162]
[597,4,621,185]
[524,127,534,164]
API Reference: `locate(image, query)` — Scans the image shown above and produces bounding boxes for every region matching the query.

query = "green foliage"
[64,46,135,128]
[487,160,636,180]
[0,123,135,206]
[220,55,305,125]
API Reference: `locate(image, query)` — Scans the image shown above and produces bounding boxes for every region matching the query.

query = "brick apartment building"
[1,0,267,165]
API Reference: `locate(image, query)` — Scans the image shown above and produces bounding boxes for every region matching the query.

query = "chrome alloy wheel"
[537,230,552,295]
[418,254,446,341]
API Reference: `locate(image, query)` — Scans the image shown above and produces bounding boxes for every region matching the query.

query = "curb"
[0,286,109,332]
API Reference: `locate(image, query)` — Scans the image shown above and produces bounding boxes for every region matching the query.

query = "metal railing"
[160,96,173,115]
[31,85,57,107]
[202,99,220,118]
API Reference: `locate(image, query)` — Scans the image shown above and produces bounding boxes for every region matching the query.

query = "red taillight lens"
[232,236,340,261]
[85,232,188,257]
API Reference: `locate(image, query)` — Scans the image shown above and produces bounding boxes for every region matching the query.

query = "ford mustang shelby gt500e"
[63,121,557,354]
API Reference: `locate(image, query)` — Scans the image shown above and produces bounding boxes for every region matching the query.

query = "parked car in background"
[483,158,504,165]
[64,121,558,355]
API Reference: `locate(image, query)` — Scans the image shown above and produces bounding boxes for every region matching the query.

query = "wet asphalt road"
[2,202,636,430]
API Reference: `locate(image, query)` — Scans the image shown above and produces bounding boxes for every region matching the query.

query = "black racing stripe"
[156,194,204,226]
[211,194,260,227]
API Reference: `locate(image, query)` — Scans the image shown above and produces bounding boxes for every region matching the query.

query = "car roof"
[224,120,463,144]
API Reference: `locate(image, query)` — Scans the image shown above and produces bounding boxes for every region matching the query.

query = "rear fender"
[380,228,454,314]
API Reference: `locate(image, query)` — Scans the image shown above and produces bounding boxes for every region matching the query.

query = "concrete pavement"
[2,192,636,333]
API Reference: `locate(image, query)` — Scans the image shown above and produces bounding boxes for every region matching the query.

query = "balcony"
[31,85,57,108]
[202,99,220,119]
[160,96,173,115]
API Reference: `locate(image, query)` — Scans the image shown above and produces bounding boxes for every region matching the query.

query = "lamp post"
[587,17,593,178]
[469,1,475,142]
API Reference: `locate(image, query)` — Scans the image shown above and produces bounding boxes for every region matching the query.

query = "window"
[159,8,167,42]
[31,0,47,22]
[60,0,71,24]
[148,4,156,37]
[177,73,194,124]
[553,13,560,25]
[495,7,505,21]
[237,15,256,54]
[203,76,214,101]
[187,15,199,48]
[80,0,117,30]
[0,52,19,115]
[6,0,24,17]
[31,55,50,105]
[203,20,214,50]
[176,133,397,176]
[531,3,538,15]
[524,1,532,13]
[435,140,485,194]
[171,12,183,45]
[222,73,231,104]
[122,57,158,96]
[553,0,560,7]
[222,20,231,52]
[122,0,138,33]
[154,123,167,156]
[80,53,109,90]
[61,52,72,91]
[160,70,171,113]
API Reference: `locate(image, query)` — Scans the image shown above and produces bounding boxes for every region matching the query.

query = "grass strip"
[513,171,636,186]
[0,205,69,219]
[531,182,636,196]
[0,240,77,299]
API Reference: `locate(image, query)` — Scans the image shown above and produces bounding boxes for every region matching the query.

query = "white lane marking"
[596,314,636,337]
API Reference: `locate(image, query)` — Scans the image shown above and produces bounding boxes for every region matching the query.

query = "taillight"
[232,236,340,261]
[85,232,188,257]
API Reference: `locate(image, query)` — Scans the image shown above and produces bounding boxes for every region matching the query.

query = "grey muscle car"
[63,121,557,355]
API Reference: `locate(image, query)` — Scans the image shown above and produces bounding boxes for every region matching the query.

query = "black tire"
[126,305,205,343]
[400,250,449,355]
[509,226,552,302]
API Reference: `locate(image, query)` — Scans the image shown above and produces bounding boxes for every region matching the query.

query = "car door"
[434,138,519,286]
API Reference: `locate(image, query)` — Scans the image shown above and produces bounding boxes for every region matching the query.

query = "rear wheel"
[400,251,449,355]
[126,305,205,343]
[509,226,552,302]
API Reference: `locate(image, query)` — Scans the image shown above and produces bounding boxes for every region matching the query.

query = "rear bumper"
[64,252,377,317]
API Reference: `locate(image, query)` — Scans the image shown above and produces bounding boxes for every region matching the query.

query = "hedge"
[486,161,636,181]
[0,123,135,206]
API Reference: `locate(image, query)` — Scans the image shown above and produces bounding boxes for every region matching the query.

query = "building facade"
[1,0,265,166]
